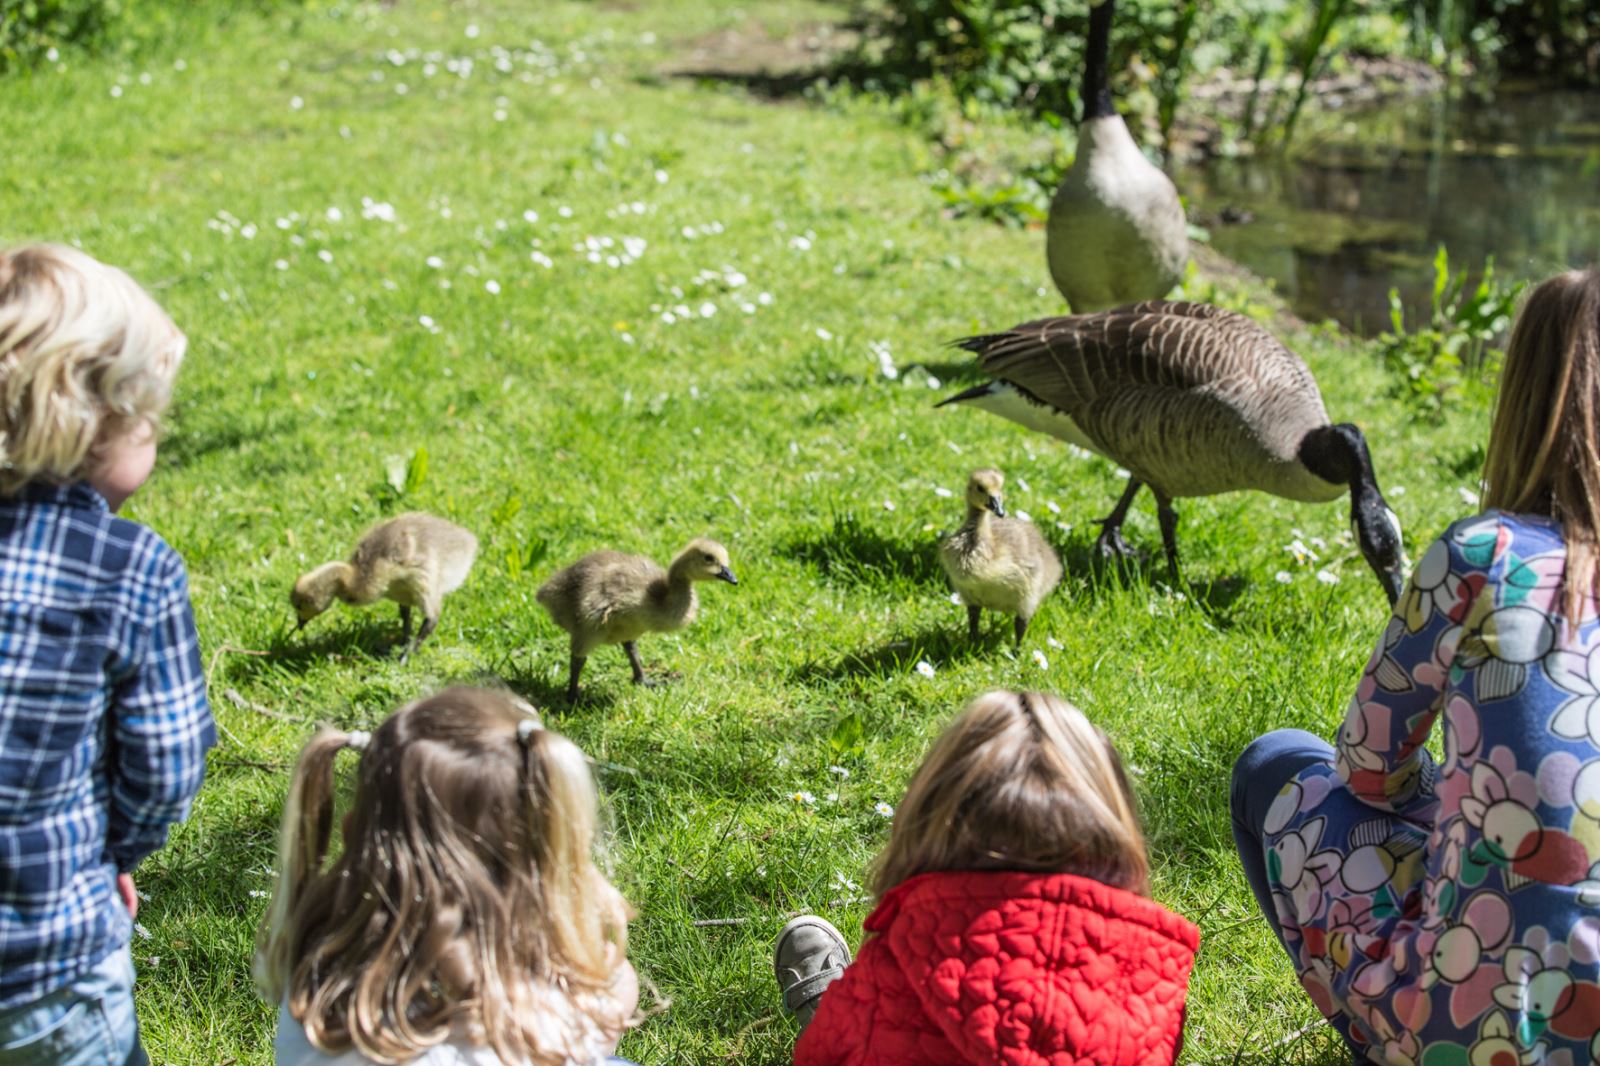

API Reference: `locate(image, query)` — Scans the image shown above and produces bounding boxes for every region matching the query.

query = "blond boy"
[0,245,213,1063]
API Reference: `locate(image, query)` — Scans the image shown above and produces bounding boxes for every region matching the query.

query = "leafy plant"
[503,533,549,581]
[1376,246,1524,421]
[0,0,123,72]
[828,711,867,760]
[372,445,429,506]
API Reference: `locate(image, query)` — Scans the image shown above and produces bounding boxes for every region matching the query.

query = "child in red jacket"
[773,690,1199,1066]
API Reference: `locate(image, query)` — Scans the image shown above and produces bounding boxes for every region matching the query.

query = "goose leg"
[624,641,649,685]
[399,605,413,645]
[1156,495,1182,580]
[1013,614,1028,646]
[1096,477,1143,558]
[566,653,586,703]
[967,604,982,641]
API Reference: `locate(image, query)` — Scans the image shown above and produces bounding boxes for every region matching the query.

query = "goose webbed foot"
[1095,526,1136,559]
[1095,476,1144,560]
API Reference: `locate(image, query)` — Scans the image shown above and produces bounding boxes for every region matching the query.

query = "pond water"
[1177,88,1600,335]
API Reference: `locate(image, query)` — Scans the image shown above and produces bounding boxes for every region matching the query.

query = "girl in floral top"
[1232,268,1600,1065]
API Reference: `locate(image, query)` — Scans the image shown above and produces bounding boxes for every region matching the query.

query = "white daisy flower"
[914,660,936,679]
[874,802,894,818]
[1031,649,1049,669]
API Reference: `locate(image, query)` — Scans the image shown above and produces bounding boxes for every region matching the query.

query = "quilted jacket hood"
[795,870,1200,1066]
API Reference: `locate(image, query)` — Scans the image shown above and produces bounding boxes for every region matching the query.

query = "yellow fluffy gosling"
[291,512,478,662]
[939,469,1062,644]
[536,538,737,702]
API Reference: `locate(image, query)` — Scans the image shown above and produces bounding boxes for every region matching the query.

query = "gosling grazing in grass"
[537,538,737,702]
[291,512,478,662]
[937,301,1407,604]
[939,469,1063,645]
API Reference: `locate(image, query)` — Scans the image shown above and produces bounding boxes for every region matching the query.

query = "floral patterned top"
[1260,510,1600,1065]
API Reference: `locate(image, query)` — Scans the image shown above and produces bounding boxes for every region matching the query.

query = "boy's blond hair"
[873,690,1150,897]
[255,687,634,1066]
[0,244,185,495]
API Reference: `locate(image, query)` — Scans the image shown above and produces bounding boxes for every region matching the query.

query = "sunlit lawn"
[0,2,1487,1061]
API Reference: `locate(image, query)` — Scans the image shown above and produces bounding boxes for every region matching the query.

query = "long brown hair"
[254,687,632,1065]
[871,691,1149,898]
[1483,268,1600,620]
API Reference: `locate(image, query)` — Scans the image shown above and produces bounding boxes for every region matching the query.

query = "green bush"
[0,0,125,72]
[1377,247,1524,422]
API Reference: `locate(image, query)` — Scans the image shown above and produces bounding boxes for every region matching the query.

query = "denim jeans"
[0,948,145,1066]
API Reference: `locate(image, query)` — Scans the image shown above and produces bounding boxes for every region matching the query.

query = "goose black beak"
[716,567,739,586]
[1379,567,1406,608]
[987,497,1006,518]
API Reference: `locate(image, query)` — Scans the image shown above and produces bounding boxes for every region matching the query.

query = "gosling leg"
[1156,494,1182,582]
[967,604,982,642]
[1096,476,1143,559]
[399,605,413,646]
[624,641,648,686]
[400,612,437,664]
[1013,614,1028,646]
[565,653,587,703]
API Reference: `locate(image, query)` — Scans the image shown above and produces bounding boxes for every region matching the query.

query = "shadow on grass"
[779,512,945,591]
[496,663,620,715]
[221,615,407,683]
[792,620,999,683]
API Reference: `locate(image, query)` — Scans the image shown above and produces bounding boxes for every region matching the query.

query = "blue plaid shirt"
[0,482,213,1009]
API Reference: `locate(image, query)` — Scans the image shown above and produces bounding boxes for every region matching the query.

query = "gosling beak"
[986,496,1006,518]
[716,566,739,586]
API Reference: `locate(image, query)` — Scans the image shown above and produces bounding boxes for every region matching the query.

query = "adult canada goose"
[1046,0,1187,312]
[291,512,478,661]
[536,538,737,702]
[936,301,1407,604]
[940,468,1063,644]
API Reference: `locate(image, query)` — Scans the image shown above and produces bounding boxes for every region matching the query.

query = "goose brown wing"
[957,301,1331,494]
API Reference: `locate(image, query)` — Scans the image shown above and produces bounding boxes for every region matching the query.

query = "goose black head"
[965,468,1007,518]
[1299,423,1408,606]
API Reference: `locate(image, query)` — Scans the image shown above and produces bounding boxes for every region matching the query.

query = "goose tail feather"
[934,382,996,409]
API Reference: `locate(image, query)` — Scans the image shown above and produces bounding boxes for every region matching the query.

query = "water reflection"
[1179,89,1600,334]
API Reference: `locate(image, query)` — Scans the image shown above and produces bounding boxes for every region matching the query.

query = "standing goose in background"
[1046,0,1188,312]
[936,301,1408,604]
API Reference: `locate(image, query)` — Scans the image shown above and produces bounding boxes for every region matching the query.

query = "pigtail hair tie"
[517,718,541,745]
[345,730,371,752]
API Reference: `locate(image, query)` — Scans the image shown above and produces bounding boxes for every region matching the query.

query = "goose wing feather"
[959,301,1333,499]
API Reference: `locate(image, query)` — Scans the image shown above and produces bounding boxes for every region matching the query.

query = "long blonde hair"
[872,691,1149,898]
[254,687,632,1065]
[1482,268,1600,620]
[0,244,185,495]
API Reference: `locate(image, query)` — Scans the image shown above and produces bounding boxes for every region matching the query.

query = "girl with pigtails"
[255,686,641,1066]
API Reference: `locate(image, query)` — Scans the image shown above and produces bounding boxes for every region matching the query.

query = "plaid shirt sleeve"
[106,544,214,872]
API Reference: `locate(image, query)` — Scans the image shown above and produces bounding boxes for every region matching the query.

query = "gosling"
[939,469,1063,645]
[291,512,478,662]
[536,538,737,702]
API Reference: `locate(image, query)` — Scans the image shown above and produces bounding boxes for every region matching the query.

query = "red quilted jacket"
[794,871,1200,1066]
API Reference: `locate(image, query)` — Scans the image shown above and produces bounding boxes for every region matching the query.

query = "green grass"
[1,3,1489,1062]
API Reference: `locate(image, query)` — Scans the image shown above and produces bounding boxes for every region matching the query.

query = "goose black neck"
[1081,0,1116,122]
[1299,423,1379,505]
